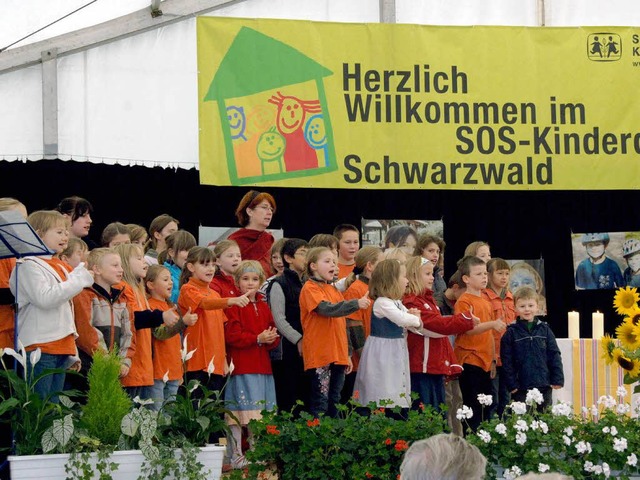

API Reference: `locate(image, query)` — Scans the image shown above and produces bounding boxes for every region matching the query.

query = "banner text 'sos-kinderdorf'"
[197,18,640,190]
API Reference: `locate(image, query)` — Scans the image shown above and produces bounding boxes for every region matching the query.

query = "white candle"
[592,311,604,339]
[568,311,580,339]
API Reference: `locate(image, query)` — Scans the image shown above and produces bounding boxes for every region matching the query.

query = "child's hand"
[551,385,562,390]
[162,307,180,328]
[119,364,130,378]
[468,307,481,326]
[492,319,507,332]
[258,327,279,344]
[407,307,421,318]
[182,307,198,326]
[346,357,353,375]
[228,292,252,308]
[357,294,371,309]
[68,359,82,372]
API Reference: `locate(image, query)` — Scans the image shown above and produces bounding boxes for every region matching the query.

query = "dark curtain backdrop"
[2,158,638,337]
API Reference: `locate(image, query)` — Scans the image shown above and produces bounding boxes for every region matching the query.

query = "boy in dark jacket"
[500,287,564,410]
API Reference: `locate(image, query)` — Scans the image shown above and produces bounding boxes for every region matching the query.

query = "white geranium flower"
[477,429,491,443]
[617,386,628,398]
[564,426,574,436]
[563,435,572,446]
[515,432,527,445]
[592,465,603,475]
[495,423,507,436]
[610,426,618,436]
[602,462,610,478]
[525,388,544,405]
[510,401,527,415]
[538,463,550,473]
[597,395,616,409]
[584,461,594,472]
[591,405,599,417]
[551,402,572,417]
[581,406,589,416]
[504,466,522,480]
[617,402,631,414]
[576,440,592,454]
[477,393,493,406]
[613,437,627,452]
[538,421,549,434]
[602,426,610,433]
[456,405,473,420]
[627,453,638,467]
[515,419,529,432]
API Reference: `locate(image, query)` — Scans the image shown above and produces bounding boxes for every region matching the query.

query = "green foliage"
[157,379,235,447]
[467,395,640,479]
[245,400,448,480]
[81,350,132,446]
[0,349,68,455]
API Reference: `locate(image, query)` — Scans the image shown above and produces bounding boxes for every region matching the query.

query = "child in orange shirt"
[483,258,517,417]
[341,246,383,402]
[454,256,506,432]
[10,210,93,400]
[145,264,197,411]
[299,247,370,417]
[0,198,28,351]
[178,247,250,394]
[333,224,360,279]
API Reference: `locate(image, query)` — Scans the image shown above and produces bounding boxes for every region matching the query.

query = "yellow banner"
[197,18,640,190]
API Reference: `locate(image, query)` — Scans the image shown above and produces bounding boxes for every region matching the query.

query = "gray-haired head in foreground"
[399,433,487,480]
[516,474,574,480]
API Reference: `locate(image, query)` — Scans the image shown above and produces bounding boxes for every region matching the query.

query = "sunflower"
[616,319,640,350]
[619,357,640,379]
[600,334,617,365]
[625,304,640,325]
[613,286,640,316]
[612,347,624,366]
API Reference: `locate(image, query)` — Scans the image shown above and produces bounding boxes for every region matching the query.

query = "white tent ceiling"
[1,0,639,169]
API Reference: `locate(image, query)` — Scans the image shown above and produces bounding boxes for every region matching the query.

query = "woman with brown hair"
[228,190,277,276]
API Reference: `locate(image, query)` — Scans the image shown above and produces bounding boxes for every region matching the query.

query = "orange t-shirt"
[482,288,516,366]
[337,262,355,280]
[117,282,153,387]
[454,292,495,372]
[343,277,372,371]
[178,277,227,375]
[148,297,182,382]
[299,279,349,370]
[27,258,76,355]
[0,258,16,349]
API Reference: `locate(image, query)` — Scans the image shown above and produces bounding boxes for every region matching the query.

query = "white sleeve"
[373,297,421,328]
[10,260,93,309]
[333,277,347,293]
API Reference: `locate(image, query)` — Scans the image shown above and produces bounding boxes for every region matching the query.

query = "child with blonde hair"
[126,224,148,247]
[341,246,383,401]
[354,259,422,409]
[60,237,88,269]
[74,248,132,383]
[464,241,491,263]
[145,264,197,410]
[10,210,93,400]
[300,247,370,417]
[225,260,280,468]
[403,256,477,410]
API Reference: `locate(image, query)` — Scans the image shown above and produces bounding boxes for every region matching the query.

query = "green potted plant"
[242,396,448,480]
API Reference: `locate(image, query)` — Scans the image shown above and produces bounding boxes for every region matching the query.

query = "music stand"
[0,210,54,351]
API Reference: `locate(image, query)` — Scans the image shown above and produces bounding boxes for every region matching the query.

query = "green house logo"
[204,27,338,185]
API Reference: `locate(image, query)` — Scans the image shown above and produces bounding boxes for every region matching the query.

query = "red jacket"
[209,270,239,298]
[403,289,474,375]
[224,295,280,376]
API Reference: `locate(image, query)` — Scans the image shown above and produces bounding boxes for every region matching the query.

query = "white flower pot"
[8,444,225,480]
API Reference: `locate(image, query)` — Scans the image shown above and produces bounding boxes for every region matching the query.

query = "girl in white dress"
[354,259,422,408]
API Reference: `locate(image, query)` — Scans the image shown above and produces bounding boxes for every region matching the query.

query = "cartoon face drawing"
[246,105,273,137]
[256,127,286,161]
[304,114,327,149]
[226,105,246,140]
[268,92,322,135]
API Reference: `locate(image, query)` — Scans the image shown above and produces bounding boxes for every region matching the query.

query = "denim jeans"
[149,379,179,411]
[26,352,70,403]
[307,363,346,418]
